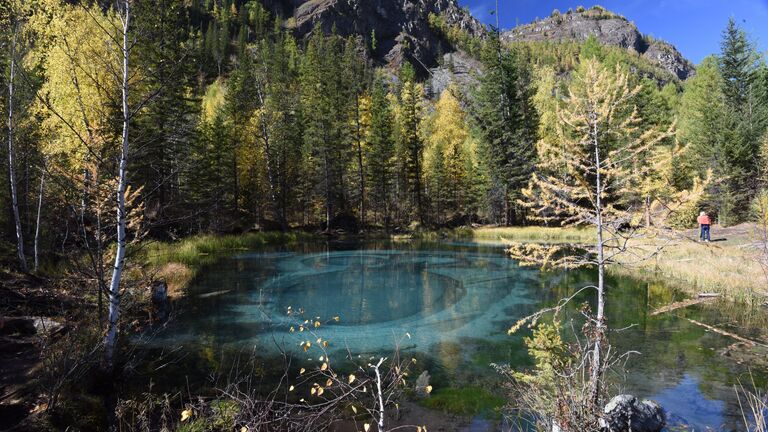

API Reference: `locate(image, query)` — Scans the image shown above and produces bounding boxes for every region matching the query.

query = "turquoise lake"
[146,240,768,431]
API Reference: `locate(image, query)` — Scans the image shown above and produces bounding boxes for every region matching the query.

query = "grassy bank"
[141,231,317,295]
[407,226,595,244]
[613,226,767,303]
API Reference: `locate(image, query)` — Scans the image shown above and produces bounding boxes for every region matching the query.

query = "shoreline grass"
[406,226,596,244]
[612,237,767,303]
[140,231,318,296]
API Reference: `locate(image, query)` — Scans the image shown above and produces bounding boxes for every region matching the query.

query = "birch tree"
[7,16,27,272]
[104,0,133,368]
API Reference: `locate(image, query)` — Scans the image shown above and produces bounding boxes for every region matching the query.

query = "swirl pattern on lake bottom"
[220,250,539,353]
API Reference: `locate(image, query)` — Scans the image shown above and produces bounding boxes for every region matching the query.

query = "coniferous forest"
[1,1,768,431]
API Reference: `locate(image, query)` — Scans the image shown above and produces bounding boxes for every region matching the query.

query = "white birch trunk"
[34,168,45,273]
[7,23,27,272]
[105,1,130,368]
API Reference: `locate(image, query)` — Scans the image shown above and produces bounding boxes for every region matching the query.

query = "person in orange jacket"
[697,211,711,242]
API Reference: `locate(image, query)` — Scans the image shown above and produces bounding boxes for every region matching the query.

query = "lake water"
[146,240,768,431]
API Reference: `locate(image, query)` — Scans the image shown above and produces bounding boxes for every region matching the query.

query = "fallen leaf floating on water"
[241,427,248,432]
[326,378,333,387]
[289,385,295,391]
[319,356,324,361]
[351,405,357,414]
[348,374,356,384]
[333,316,340,322]
[316,338,322,344]
[323,340,329,347]
[317,387,324,396]
[299,368,306,374]
[363,423,370,432]
[314,321,321,328]
[311,388,316,395]
[289,326,295,333]
[180,409,192,422]
[425,385,433,394]
[321,362,328,371]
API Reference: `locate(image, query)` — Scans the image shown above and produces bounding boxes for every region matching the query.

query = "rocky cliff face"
[502,9,695,80]
[282,0,484,72]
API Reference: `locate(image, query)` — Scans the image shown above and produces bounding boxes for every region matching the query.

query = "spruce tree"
[472,33,538,225]
[367,75,395,230]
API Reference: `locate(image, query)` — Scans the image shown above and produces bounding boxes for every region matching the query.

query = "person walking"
[697,211,711,242]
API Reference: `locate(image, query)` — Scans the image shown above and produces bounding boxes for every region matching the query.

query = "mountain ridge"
[502,7,695,80]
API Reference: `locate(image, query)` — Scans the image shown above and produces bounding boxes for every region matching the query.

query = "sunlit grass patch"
[613,233,767,303]
[409,226,595,244]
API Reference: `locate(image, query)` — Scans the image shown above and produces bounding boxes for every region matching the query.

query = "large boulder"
[601,394,666,432]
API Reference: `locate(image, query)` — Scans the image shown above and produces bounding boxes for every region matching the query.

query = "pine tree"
[300,29,356,228]
[132,0,199,229]
[367,75,395,230]
[472,33,538,225]
[396,65,425,225]
[720,18,757,111]
[716,18,765,221]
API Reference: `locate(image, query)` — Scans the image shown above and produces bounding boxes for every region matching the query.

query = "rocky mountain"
[502,7,695,80]
[270,0,485,72]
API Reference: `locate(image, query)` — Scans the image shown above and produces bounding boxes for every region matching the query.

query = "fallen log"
[650,296,717,316]
[682,317,768,348]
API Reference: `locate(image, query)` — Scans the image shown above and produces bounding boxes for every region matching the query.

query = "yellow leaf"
[303,342,311,352]
[364,423,370,432]
[326,378,333,387]
[314,321,321,328]
[300,368,306,374]
[316,338,322,344]
[299,326,305,332]
[289,326,295,333]
[320,362,328,371]
[317,387,324,396]
[333,316,340,321]
[323,341,329,347]
[319,356,324,361]
[348,374,356,384]
[241,427,248,432]
[426,385,433,394]
[289,385,295,391]
[351,405,358,414]
[311,388,316,395]
[180,409,192,422]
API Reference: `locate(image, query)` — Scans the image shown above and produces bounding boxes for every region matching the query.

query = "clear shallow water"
[145,240,767,431]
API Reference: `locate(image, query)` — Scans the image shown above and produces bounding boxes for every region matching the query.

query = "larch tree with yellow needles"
[508,58,675,414]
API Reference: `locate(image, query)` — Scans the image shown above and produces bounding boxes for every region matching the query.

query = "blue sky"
[458,0,768,64]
